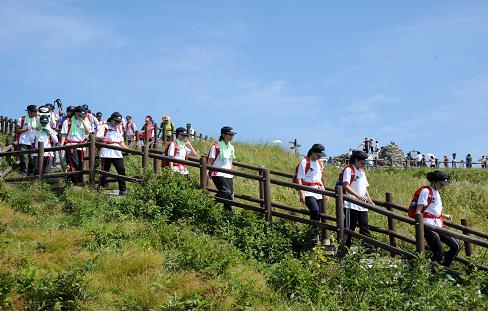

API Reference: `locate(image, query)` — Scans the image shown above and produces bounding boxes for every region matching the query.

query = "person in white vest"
[60,106,91,185]
[164,127,198,175]
[296,144,329,243]
[97,112,129,195]
[338,150,375,251]
[207,126,236,211]
[33,115,59,174]
[17,105,39,176]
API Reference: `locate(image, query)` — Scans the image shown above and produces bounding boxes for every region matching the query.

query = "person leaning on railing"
[60,106,91,185]
[96,112,129,196]
[413,171,459,270]
[338,150,375,252]
[56,106,75,172]
[16,105,39,176]
[296,144,329,244]
[207,126,236,211]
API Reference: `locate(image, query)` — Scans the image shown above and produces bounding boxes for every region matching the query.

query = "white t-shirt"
[18,116,38,145]
[296,157,324,199]
[97,123,124,158]
[342,166,369,211]
[126,122,137,136]
[208,143,233,178]
[167,141,191,175]
[61,117,89,149]
[417,187,443,228]
[34,129,59,157]
[416,154,423,162]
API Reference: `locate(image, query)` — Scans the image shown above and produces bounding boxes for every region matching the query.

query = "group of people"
[13,102,460,268]
[293,147,459,269]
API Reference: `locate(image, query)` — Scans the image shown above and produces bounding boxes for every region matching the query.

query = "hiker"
[95,112,106,126]
[163,127,198,175]
[83,104,98,133]
[125,116,137,144]
[60,106,91,185]
[17,105,39,176]
[56,106,75,171]
[339,150,375,251]
[466,154,472,168]
[97,112,129,195]
[208,126,236,211]
[159,115,175,141]
[296,144,329,243]
[33,115,59,174]
[139,115,155,143]
[443,156,449,168]
[451,153,457,169]
[411,171,459,267]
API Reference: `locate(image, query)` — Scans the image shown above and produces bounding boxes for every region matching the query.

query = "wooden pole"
[321,198,330,245]
[37,141,44,178]
[153,125,160,175]
[335,184,345,258]
[461,218,473,257]
[259,166,265,209]
[142,124,149,172]
[135,131,140,149]
[162,124,167,149]
[0,116,4,133]
[9,119,14,138]
[88,133,96,188]
[263,169,272,221]
[386,192,398,249]
[199,156,208,190]
[415,212,425,253]
[153,123,159,148]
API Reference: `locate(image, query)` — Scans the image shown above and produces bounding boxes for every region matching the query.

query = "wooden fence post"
[135,131,140,149]
[199,156,208,190]
[415,213,425,253]
[386,192,398,249]
[199,133,202,141]
[263,169,272,222]
[142,125,149,172]
[9,120,14,138]
[162,126,167,149]
[153,123,159,148]
[0,116,4,133]
[258,166,265,210]
[186,123,191,138]
[153,126,160,175]
[123,130,128,145]
[321,197,330,245]
[335,184,345,258]
[37,142,44,178]
[88,133,96,188]
[461,218,473,257]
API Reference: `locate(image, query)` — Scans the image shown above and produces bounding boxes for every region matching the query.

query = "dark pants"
[212,176,234,211]
[33,156,52,174]
[19,144,35,175]
[424,229,460,267]
[66,149,84,185]
[100,158,127,191]
[344,207,373,248]
[305,196,323,221]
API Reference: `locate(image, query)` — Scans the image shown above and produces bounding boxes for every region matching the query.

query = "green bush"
[81,222,129,252]
[0,270,14,310]
[162,292,215,311]
[17,265,88,310]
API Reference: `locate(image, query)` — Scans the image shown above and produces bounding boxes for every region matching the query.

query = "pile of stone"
[378,142,406,167]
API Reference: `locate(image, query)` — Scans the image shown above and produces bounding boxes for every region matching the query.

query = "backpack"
[206,142,221,176]
[407,186,433,218]
[336,165,356,186]
[292,157,323,185]
[162,141,179,167]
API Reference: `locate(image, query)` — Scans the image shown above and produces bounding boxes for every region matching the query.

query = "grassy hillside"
[1,136,488,310]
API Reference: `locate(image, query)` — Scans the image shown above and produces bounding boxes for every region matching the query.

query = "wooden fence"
[1,115,488,276]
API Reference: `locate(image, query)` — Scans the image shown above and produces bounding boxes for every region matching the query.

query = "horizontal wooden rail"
[344,229,415,259]
[96,170,143,183]
[270,178,336,197]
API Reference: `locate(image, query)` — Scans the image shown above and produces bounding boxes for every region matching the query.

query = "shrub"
[0,270,14,310]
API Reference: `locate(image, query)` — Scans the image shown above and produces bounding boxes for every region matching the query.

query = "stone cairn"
[378,142,406,167]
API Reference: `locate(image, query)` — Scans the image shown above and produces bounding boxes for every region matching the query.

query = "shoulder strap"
[304,157,311,174]
[67,117,72,134]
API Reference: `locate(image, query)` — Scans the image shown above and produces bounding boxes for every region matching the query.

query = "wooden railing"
[1,115,488,276]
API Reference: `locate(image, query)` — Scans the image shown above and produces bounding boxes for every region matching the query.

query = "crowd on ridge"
[8,101,460,273]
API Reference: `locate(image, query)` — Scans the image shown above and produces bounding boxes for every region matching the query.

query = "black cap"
[38,106,50,114]
[96,112,102,117]
[310,143,326,157]
[66,106,75,112]
[175,127,189,136]
[74,106,87,114]
[126,115,132,119]
[351,150,369,164]
[45,103,54,109]
[427,171,449,185]
[26,105,38,112]
[110,112,123,122]
[39,115,50,124]
[221,126,236,135]
[82,104,89,111]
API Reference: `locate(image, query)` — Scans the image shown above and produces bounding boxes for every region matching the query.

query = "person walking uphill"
[409,171,459,268]
[60,106,91,185]
[208,126,236,211]
[295,144,329,243]
[339,150,375,251]
[97,112,129,196]
[17,105,39,176]
[163,127,198,175]
[159,115,175,141]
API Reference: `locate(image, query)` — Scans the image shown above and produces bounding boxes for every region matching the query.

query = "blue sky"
[1,0,488,159]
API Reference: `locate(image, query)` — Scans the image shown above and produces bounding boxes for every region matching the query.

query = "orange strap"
[302,181,323,187]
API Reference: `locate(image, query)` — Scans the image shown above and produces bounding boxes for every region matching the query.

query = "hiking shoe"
[119,189,129,196]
